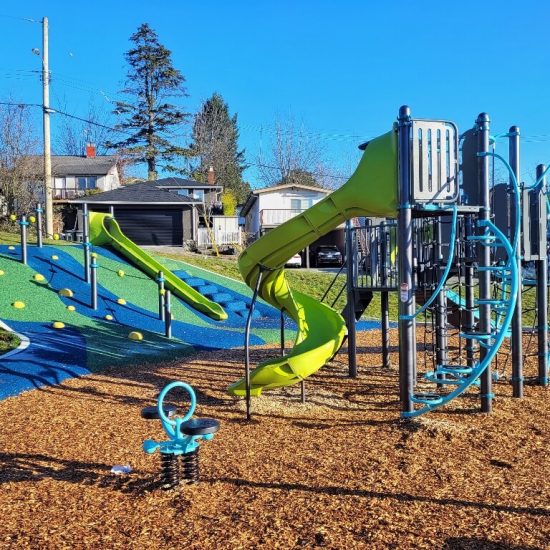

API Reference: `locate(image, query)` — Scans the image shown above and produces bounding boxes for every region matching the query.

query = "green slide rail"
[228,129,398,396]
[89,212,227,321]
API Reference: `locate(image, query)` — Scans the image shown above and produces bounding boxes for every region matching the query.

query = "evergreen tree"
[189,93,250,203]
[109,23,189,179]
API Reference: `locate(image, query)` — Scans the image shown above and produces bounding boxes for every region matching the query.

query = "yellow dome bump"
[117,270,125,277]
[33,273,45,282]
[52,321,65,329]
[117,298,126,305]
[128,331,143,341]
[53,234,60,240]
[66,305,76,311]
[9,214,17,221]
[8,245,15,251]
[58,288,74,298]
[104,314,113,321]
[12,301,25,309]
[29,215,36,223]
[0,270,5,276]
[51,255,59,261]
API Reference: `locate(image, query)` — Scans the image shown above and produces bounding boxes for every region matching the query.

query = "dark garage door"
[114,209,183,246]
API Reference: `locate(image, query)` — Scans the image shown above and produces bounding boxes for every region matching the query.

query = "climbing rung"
[437,364,474,375]
[460,332,493,340]
[475,299,508,306]
[467,235,497,243]
[477,265,509,272]
[410,392,444,405]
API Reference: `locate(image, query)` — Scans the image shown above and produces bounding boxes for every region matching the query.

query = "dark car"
[313,245,343,267]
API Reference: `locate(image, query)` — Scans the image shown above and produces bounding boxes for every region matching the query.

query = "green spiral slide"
[228,129,398,396]
[89,212,227,321]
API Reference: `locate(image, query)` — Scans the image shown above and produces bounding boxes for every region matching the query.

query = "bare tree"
[257,116,332,188]
[55,99,113,156]
[0,103,42,215]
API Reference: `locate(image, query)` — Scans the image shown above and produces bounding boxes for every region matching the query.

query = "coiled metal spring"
[181,448,200,483]
[160,453,180,489]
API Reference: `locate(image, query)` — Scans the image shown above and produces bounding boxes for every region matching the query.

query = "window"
[76,176,97,190]
[177,189,189,196]
[290,198,301,210]
[192,189,204,201]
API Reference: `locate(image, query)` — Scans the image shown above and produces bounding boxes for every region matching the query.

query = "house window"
[290,198,312,210]
[192,189,204,201]
[76,176,97,190]
[177,189,189,196]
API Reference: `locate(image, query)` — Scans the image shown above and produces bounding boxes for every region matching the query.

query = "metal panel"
[114,208,184,246]
[411,120,458,203]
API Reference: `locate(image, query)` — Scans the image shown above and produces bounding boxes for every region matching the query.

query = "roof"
[67,182,202,205]
[240,183,330,216]
[30,155,118,176]
[151,176,223,190]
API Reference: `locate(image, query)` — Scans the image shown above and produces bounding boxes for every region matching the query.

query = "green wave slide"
[228,129,398,396]
[89,212,227,321]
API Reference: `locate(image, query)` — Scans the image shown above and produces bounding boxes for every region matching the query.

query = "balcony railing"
[260,208,304,226]
[53,188,89,200]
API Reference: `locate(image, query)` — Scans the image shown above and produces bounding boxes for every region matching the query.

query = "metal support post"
[434,218,448,372]
[380,229,391,368]
[345,220,357,377]
[109,205,115,217]
[90,253,98,310]
[477,113,493,413]
[397,106,415,415]
[464,215,476,367]
[164,290,172,338]
[381,291,391,368]
[36,204,43,248]
[83,204,90,283]
[509,126,523,397]
[536,164,548,386]
[20,215,28,265]
[244,268,264,421]
[157,271,165,321]
[300,380,306,403]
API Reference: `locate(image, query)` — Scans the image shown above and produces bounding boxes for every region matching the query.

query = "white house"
[240,183,345,264]
[240,183,331,238]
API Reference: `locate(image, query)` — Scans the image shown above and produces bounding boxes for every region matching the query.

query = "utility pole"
[42,16,53,237]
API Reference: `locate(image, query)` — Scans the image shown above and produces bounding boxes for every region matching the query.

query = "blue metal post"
[36,203,43,248]
[397,106,414,415]
[90,253,98,310]
[20,215,28,265]
[509,126,523,397]
[477,113,493,413]
[164,290,172,338]
[83,203,90,283]
[157,271,165,321]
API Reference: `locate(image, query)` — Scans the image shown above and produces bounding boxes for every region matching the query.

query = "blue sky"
[0,0,549,185]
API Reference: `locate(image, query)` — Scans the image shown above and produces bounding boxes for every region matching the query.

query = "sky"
[1,0,549,186]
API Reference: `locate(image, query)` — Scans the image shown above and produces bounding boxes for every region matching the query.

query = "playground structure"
[3,105,549,423]
[236,105,549,419]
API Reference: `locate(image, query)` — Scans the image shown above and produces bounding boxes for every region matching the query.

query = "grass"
[0,228,73,247]
[0,328,20,355]
[157,250,400,320]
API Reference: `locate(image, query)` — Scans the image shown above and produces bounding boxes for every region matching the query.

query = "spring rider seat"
[141,381,219,489]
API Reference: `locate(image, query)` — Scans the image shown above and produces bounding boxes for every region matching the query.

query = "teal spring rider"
[141,381,220,489]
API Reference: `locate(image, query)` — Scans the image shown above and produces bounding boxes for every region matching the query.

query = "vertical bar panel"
[83,203,90,283]
[36,203,43,248]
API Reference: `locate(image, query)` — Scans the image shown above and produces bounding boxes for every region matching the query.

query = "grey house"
[66,177,223,247]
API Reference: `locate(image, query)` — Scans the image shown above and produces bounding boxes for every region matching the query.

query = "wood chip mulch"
[0,328,548,549]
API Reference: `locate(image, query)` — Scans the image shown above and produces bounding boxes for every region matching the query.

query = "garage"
[112,208,183,246]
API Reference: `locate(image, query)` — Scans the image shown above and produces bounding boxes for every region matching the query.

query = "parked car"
[312,245,343,267]
[285,253,302,268]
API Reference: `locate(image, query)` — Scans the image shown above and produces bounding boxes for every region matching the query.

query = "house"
[65,175,241,249]
[44,144,121,200]
[240,183,345,264]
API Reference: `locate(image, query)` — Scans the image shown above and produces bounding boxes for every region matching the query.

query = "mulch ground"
[0,328,548,549]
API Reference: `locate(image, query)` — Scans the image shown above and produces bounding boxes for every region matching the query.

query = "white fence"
[197,227,242,249]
